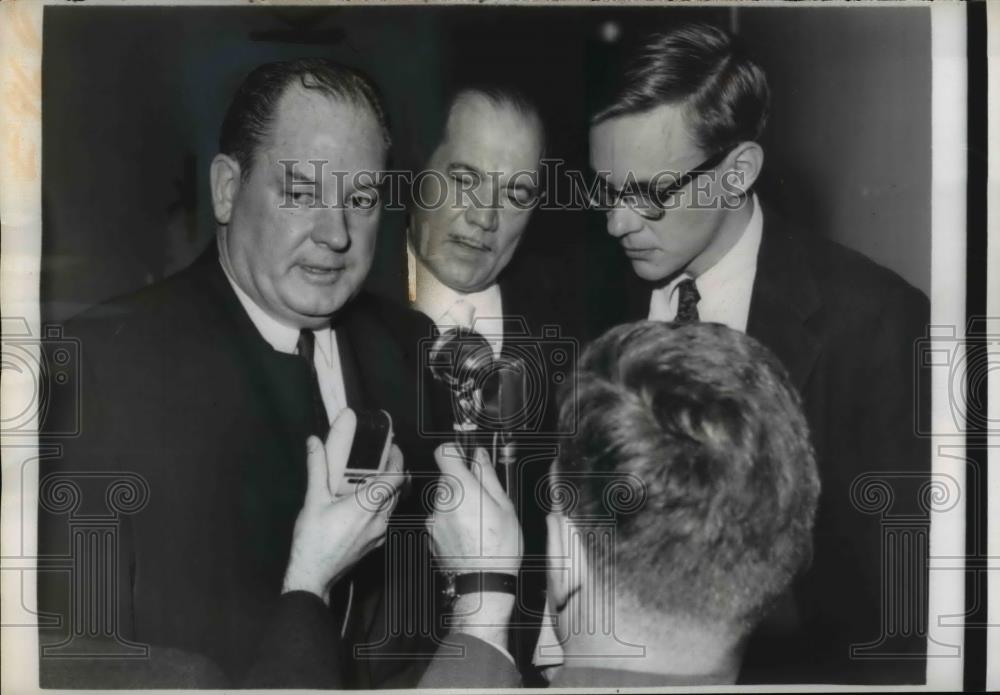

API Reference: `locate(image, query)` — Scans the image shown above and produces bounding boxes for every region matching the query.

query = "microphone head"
[481,357,527,429]
[428,328,494,391]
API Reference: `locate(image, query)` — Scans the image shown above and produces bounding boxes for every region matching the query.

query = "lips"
[298,262,345,282]
[622,246,656,256]
[448,235,492,253]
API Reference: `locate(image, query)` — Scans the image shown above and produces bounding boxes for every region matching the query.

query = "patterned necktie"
[674,277,701,323]
[296,329,329,437]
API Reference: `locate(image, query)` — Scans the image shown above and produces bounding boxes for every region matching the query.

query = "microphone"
[427,327,494,466]
[481,357,526,500]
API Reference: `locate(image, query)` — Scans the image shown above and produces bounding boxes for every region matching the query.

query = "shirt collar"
[693,193,763,290]
[218,245,332,358]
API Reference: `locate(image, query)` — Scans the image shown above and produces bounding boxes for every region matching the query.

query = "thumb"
[325,408,357,493]
[433,443,474,480]
[304,435,329,506]
[471,447,508,506]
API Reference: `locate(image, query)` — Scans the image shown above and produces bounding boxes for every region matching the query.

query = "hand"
[282,408,404,603]
[427,444,523,575]
[427,445,522,650]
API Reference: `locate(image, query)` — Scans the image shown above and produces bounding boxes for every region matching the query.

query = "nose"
[310,207,351,252]
[605,205,644,239]
[464,202,499,233]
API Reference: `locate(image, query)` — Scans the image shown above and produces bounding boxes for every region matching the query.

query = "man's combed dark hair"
[407,81,546,173]
[593,24,770,155]
[219,57,391,180]
[555,321,819,629]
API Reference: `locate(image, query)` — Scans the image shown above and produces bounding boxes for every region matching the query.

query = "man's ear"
[210,153,241,225]
[726,141,764,195]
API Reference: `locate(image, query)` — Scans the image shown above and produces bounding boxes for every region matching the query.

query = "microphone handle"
[454,421,479,468]
[494,432,518,508]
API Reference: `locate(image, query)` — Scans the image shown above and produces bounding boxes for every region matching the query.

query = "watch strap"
[442,571,517,603]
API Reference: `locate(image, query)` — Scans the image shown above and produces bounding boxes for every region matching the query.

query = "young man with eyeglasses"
[588,24,930,685]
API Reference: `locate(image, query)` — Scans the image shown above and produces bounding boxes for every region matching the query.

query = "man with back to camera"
[404,84,571,681]
[414,320,821,687]
[586,23,930,683]
[37,58,438,688]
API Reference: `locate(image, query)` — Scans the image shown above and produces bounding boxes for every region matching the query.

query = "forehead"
[437,94,542,173]
[262,84,386,172]
[589,103,701,184]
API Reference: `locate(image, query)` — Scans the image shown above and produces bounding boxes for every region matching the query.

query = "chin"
[436,265,487,293]
[289,292,353,322]
[631,260,674,283]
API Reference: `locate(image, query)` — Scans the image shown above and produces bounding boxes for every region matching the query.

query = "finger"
[384,483,402,518]
[303,436,329,505]
[367,468,406,512]
[363,517,389,549]
[433,444,473,503]
[325,408,357,493]
[433,443,474,481]
[368,528,388,552]
[385,444,404,475]
[471,446,509,507]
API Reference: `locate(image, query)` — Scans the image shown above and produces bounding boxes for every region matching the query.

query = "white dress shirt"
[648,194,764,332]
[407,242,505,358]
[220,258,347,424]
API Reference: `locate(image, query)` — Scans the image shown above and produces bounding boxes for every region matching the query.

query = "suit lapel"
[336,297,411,416]
[335,327,370,411]
[746,218,823,391]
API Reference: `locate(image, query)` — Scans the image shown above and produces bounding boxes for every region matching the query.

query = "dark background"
[41,4,931,323]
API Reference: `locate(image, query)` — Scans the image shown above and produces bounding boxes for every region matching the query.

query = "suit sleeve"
[241,591,345,688]
[418,633,523,689]
[37,321,139,660]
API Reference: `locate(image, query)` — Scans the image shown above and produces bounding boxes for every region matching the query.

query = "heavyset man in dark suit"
[586,24,931,683]
[37,58,433,688]
[418,321,821,687]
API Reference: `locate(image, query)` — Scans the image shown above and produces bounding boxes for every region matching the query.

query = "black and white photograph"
[0,0,991,692]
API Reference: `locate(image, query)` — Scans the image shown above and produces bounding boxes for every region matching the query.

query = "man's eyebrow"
[282,170,317,184]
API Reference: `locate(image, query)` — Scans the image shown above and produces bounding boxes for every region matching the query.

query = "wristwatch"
[441,571,517,606]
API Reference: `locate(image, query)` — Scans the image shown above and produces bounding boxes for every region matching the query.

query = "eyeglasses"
[589,148,732,221]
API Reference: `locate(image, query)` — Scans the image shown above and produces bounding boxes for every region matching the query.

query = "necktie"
[298,329,352,632]
[675,277,701,323]
[296,329,329,437]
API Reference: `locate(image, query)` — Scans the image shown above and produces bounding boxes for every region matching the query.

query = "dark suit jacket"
[418,633,734,688]
[607,210,931,684]
[37,247,440,688]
